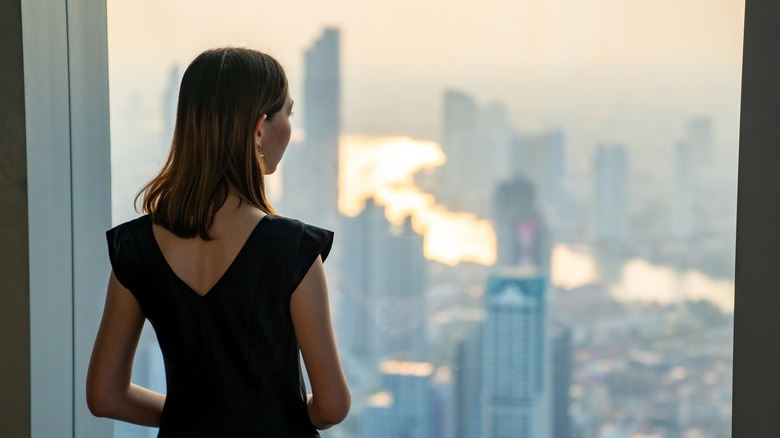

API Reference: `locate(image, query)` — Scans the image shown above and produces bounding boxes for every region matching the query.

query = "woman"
[87,47,350,437]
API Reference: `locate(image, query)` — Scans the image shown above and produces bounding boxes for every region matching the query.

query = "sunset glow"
[551,244,600,289]
[549,244,734,311]
[612,259,735,312]
[339,135,497,266]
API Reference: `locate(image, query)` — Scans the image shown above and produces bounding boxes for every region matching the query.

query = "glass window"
[107,1,744,436]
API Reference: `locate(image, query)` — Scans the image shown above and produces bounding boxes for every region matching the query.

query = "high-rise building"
[338,201,384,364]
[675,117,714,239]
[362,391,395,437]
[438,90,478,211]
[550,324,572,438]
[454,325,483,438]
[492,175,550,274]
[674,140,694,238]
[433,367,456,438]
[281,28,341,229]
[479,102,514,184]
[361,361,436,438]
[593,144,628,243]
[512,129,566,232]
[339,200,428,367]
[438,91,514,214]
[481,269,547,438]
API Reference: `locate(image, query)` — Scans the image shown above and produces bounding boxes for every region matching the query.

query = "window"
[107,1,744,436]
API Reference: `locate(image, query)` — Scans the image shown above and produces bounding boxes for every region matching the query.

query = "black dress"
[106,214,333,437]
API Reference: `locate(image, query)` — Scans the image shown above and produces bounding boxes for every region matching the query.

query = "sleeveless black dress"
[105,214,333,437]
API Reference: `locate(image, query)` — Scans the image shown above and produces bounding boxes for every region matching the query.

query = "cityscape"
[108,6,740,438]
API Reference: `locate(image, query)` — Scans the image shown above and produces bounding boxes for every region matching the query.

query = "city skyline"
[109,79,737,317]
[105,3,741,436]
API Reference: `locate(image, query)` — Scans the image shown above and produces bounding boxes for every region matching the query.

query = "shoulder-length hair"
[136,47,286,239]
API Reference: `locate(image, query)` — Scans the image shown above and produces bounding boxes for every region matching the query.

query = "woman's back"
[106,202,333,437]
[88,47,349,436]
[150,206,269,298]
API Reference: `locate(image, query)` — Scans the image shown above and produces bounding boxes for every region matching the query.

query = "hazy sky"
[108,0,744,74]
[108,0,745,142]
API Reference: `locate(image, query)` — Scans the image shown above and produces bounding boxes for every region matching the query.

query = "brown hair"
[137,48,287,239]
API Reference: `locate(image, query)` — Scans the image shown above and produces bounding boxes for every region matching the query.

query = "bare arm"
[86,271,166,426]
[290,256,351,429]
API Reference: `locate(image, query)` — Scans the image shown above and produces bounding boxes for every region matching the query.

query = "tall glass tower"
[593,143,628,243]
[302,27,341,229]
[281,28,341,229]
[339,201,428,367]
[481,269,547,438]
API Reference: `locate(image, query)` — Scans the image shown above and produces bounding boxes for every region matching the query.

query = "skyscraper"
[338,201,383,364]
[439,90,478,211]
[675,117,714,239]
[433,367,456,438]
[454,325,482,438]
[362,391,395,438]
[550,324,572,438]
[481,269,547,438]
[512,129,566,232]
[339,200,428,367]
[593,143,628,243]
[361,361,436,438]
[492,175,551,274]
[479,102,514,184]
[438,91,513,214]
[281,28,341,229]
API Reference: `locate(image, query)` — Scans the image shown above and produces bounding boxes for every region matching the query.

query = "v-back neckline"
[147,214,271,299]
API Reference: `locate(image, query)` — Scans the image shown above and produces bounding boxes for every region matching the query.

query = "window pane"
[107,1,744,437]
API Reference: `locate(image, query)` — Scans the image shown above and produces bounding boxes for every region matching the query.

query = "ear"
[254,114,267,144]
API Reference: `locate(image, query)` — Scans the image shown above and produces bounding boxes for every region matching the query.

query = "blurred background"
[107,1,744,437]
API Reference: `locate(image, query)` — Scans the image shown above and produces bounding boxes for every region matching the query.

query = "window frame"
[22,0,112,436]
[16,0,777,436]
[732,0,780,436]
